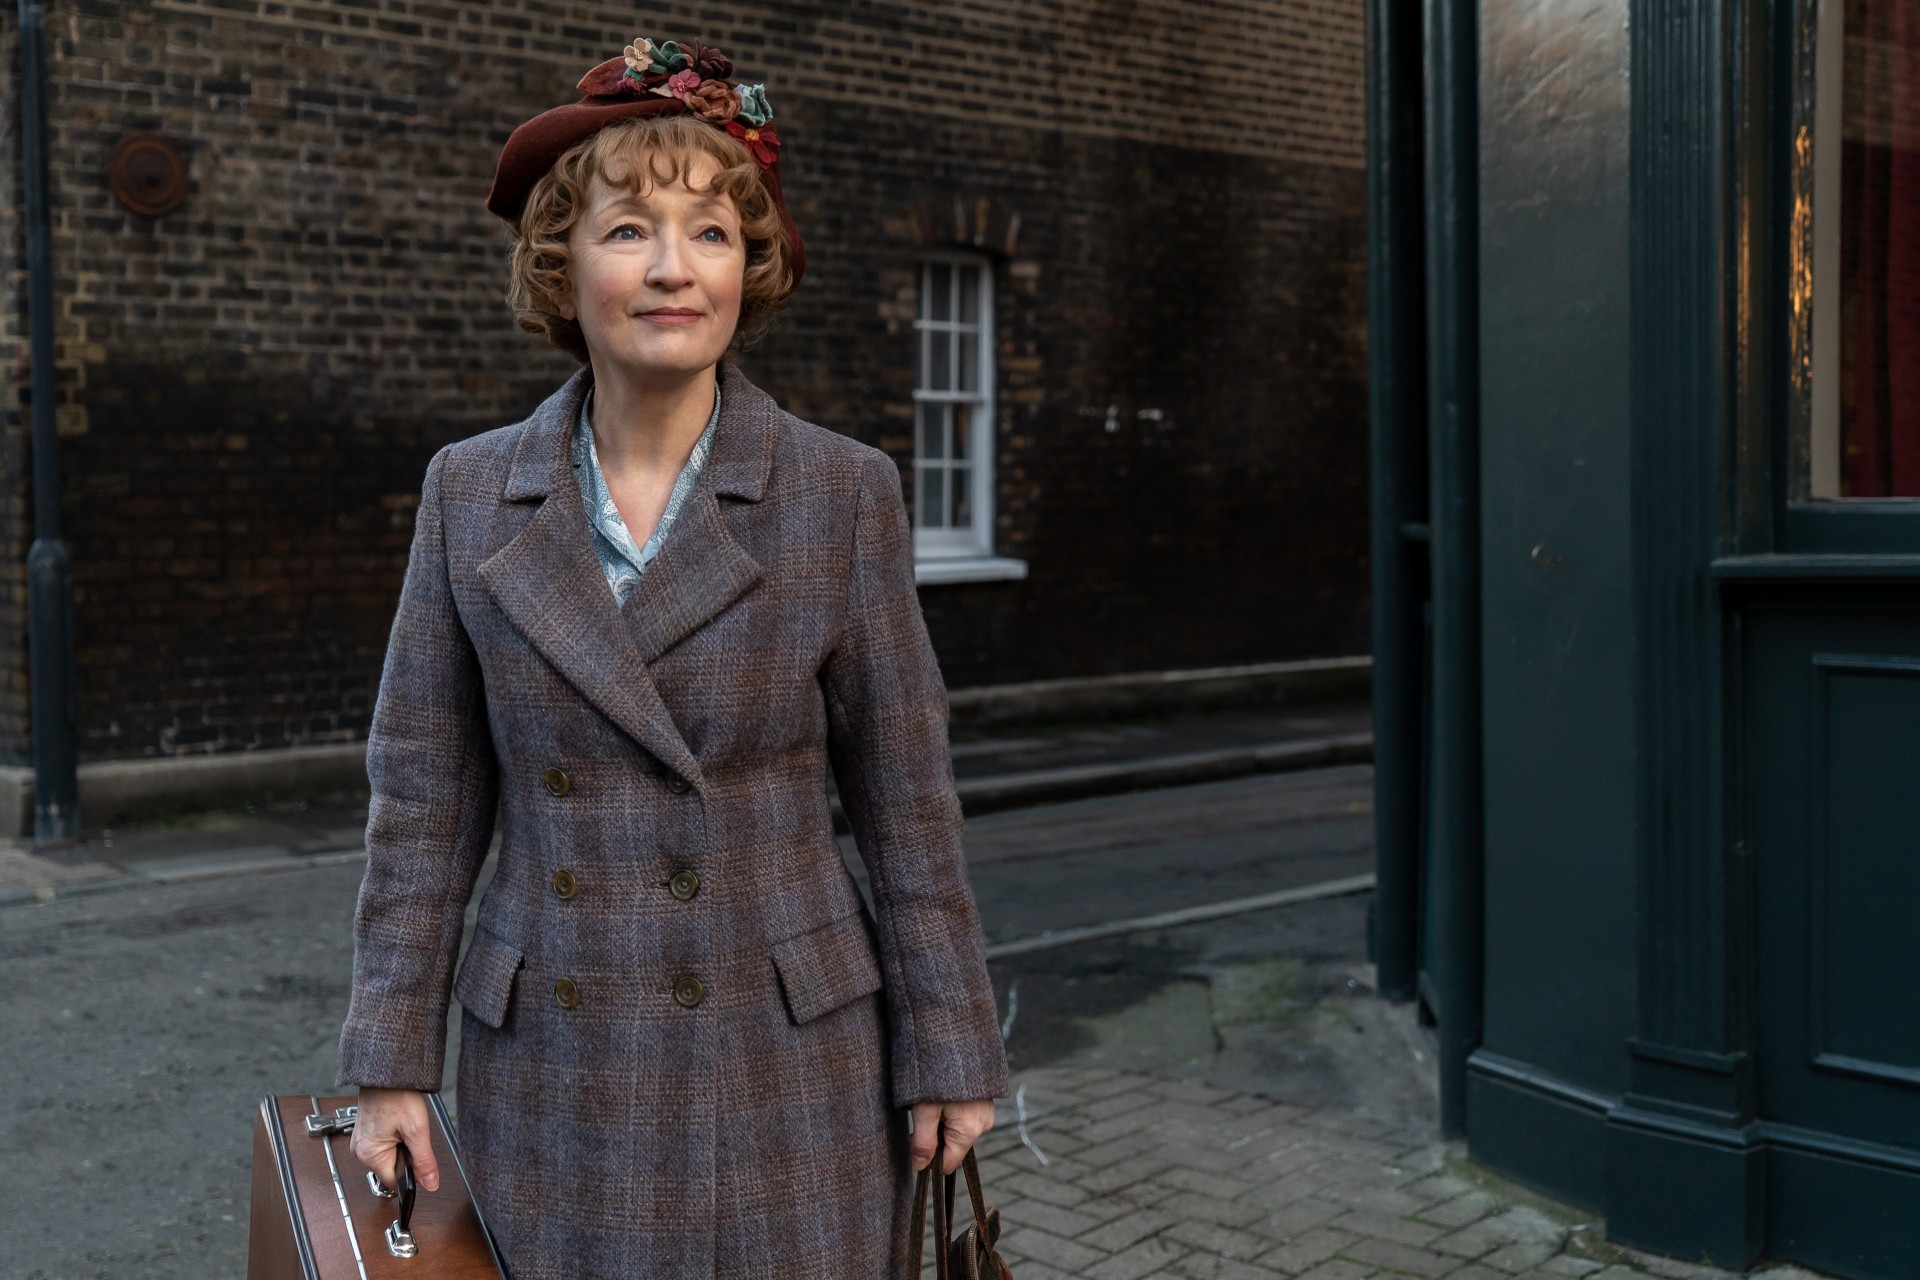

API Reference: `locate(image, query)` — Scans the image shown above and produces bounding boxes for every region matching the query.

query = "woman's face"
[560,151,746,382]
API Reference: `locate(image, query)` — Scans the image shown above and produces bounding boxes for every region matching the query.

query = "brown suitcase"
[247,1092,511,1280]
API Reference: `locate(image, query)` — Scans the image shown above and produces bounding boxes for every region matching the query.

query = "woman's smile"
[636,306,703,325]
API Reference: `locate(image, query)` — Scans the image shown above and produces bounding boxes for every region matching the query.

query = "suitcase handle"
[359,1127,421,1258]
[384,1141,419,1257]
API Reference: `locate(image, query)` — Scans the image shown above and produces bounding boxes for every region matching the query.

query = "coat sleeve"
[821,449,1010,1109]
[335,443,500,1092]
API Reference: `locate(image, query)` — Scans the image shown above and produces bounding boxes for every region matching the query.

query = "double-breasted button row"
[551,868,700,902]
[548,974,707,1010]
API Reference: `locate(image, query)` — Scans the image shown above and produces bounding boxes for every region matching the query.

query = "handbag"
[907,1138,1013,1280]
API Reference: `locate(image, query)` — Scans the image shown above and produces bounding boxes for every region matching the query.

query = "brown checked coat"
[334,359,1010,1280]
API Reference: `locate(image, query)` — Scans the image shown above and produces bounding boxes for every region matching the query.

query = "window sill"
[913,555,1029,586]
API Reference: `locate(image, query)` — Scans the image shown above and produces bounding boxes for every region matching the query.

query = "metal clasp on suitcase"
[304,1104,358,1136]
[304,1098,420,1262]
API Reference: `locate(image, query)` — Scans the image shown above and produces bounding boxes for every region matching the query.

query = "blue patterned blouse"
[569,379,722,607]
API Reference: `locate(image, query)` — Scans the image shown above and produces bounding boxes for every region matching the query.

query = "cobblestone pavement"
[950,1066,1826,1280]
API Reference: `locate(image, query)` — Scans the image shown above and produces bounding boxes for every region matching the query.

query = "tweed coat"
[334,358,1010,1280]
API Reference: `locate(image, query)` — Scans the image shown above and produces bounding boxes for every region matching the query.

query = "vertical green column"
[1606,0,1765,1264]
[1421,0,1483,1139]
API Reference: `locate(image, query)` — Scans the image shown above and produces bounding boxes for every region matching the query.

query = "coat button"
[551,868,578,900]
[543,767,571,797]
[669,869,701,901]
[662,769,692,794]
[553,976,581,1009]
[672,975,706,1008]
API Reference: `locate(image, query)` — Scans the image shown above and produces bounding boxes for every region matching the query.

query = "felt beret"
[485,39,806,288]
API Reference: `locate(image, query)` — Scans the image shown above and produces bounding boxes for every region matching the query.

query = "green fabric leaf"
[735,83,774,126]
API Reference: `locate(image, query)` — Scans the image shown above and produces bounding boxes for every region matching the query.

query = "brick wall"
[0,0,1366,763]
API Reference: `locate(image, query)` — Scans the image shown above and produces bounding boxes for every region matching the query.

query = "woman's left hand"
[908,1098,996,1175]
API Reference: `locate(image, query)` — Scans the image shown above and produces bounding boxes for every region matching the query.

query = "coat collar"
[477,359,778,791]
[501,358,777,503]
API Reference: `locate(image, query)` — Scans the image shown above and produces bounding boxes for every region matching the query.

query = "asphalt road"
[0,765,1381,1280]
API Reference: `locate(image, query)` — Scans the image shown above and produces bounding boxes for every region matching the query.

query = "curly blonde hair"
[506,114,795,362]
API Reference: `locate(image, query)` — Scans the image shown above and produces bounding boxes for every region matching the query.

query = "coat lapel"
[620,360,774,664]
[475,360,777,791]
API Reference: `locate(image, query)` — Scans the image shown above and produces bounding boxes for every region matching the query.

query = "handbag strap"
[956,1148,991,1230]
[910,1139,1003,1279]
[908,1137,951,1280]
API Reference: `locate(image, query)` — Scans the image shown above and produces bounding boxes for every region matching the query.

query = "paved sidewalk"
[959,1066,1824,1280]
[0,699,1370,905]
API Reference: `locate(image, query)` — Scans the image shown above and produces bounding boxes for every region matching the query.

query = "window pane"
[957,331,979,391]
[919,466,947,530]
[919,401,947,461]
[959,265,981,324]
[928,330,952,391]
[950,466,973,528]
[1835,0,1920,495]
[929,262,952,322]
[952,403,972,462]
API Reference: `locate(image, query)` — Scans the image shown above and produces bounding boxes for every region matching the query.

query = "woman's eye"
[611,224,642,240]
[700,226,730,244]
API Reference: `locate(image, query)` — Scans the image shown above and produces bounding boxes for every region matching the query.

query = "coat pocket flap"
[770,910,884,1024]
[452,926,524,1030]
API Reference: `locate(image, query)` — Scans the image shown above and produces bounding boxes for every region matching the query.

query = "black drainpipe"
[19,0,78,842]
[1365,0,1430,1005]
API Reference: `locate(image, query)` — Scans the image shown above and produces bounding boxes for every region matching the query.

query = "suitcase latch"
[304,1105,357,1136]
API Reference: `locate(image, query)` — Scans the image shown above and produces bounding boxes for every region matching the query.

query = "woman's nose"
[646,239,694,289]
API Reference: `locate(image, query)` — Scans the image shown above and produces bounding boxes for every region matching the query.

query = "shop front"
[1368,0,1920,1274]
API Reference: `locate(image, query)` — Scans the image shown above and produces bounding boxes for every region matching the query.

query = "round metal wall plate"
[108,132,187,218]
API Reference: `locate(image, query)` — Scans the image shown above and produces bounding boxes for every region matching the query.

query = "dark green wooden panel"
[1810,659,1920,1083]
[1474,0,1637,1101]
[1767,1140,1920,1280]
[1466,1052,1610,1210]
[1745,598,1920,1151]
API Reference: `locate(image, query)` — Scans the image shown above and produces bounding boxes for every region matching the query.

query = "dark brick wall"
[0,0,1367,764]
[775,105,1368,687]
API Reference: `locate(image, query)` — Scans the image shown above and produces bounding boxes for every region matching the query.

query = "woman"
[333,36,1008,1279]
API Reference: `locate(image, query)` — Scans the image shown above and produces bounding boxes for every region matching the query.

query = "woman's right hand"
[350,1087,441,1193]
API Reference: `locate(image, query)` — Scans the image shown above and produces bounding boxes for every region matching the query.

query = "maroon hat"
[486,37,806,287]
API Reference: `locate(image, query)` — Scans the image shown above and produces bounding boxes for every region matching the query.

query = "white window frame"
[911,252,1027,584]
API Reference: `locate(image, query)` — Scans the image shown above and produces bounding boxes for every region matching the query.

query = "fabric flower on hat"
[651,39,693,73]
[667,68,702,98]
[684,80,741,125]
[623,38,656,74]
[733,83,774,127]
[725,119,781,169]
[690,42,734,81]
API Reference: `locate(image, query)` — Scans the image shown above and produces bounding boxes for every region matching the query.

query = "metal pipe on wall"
[19,0,79,841]
[1366,0,1431,1003]
[1421,0,1484,1139]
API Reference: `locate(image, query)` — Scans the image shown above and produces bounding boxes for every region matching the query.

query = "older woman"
[333,36,1008,1280]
